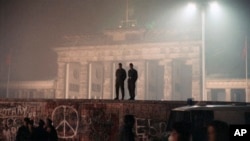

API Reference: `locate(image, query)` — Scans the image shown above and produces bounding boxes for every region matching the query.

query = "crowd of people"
[168,120,229,141]
[16,117,58,141]
[118,114,229,141]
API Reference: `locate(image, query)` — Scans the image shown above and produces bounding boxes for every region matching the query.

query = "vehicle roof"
[172,104,250,111]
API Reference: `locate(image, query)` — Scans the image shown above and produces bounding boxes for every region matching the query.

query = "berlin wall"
[0,99,187,141]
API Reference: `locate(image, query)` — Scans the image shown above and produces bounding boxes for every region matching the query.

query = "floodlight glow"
[187,3,197,12]
[184,2,197,16]
[209,1,220,13]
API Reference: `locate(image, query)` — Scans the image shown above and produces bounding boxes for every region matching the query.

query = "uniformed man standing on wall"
[115,63,127,100]
[128,63,138,100]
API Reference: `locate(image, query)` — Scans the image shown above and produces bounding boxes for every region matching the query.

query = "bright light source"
[184,2,197,16]
[209,1,220,13]
[187,3,197,12]
[208,1,222,19]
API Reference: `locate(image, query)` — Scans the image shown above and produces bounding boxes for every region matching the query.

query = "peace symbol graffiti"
[52,106,79,139]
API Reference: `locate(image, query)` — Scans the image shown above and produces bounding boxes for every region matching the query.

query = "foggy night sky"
[0,0,250,81]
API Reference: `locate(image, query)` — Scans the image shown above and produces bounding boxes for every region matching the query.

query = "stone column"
[103,62,112,99]
[79,61,88,99]
[192,59,201,101]
[246,87,250,102]
[185,58,201,101]
[55,62,66,98]
[134,61,146,100]
[188,45,201,101]
[162,59,172,100]
[225,88,231,102]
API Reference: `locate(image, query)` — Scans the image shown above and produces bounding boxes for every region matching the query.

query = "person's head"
[118,63,122,69]
[46,118,53,126]
[207,120,229,141]
[39,119,45,127]
[23,117,30,127]
[123,114,135,127]
[129,63,133,69]
[168,122,191,141]
[28,119,34,127]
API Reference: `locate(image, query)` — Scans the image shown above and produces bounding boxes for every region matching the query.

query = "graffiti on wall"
[51,105,119,141]
[52,105,79,139]
[0,101,183,141]
[0,105,28,117]
[135,117,168,141]
[87,108,117,141]
[0,103,44,141]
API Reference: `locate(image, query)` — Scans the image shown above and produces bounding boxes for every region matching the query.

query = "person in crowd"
[119,114,136,141]
[16,117,31,141]
[168,121,192,141]
[127,63,138,100]
[34,119,47,141]
[207,120,229,141]
[114,63,127,100]
[45,118,58,141]
[27,119,35,141]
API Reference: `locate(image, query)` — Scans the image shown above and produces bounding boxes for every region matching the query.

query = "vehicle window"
[214,111,245,124]
[191,110,214,128]
[166,111,190,131]
[245,112,250,124]
[191,110,214,141]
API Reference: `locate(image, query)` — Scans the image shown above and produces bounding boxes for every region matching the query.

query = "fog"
[0,0,249,100]
[0,0,249,81]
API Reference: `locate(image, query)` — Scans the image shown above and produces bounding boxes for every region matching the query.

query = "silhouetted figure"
[34,119,47,141]
[119,115,135,141]
[115,63,127,100]
[168,122,192,141]
[127,63,138,100]
[45,118,58,141]
[28,120,35,141]
[16,117,31,141]
[207,120,229,141]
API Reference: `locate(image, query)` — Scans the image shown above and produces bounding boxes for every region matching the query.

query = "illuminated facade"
[0,29,248,102]
[0,80,56,99]
[54,28,202,100]
[206,79,250,102]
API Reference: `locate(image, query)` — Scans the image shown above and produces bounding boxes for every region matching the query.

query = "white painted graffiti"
[0,104,36,141]
[0,117,23,141]
[135,118,167,141]
[52,105,79,139]
[0,105,28,118]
